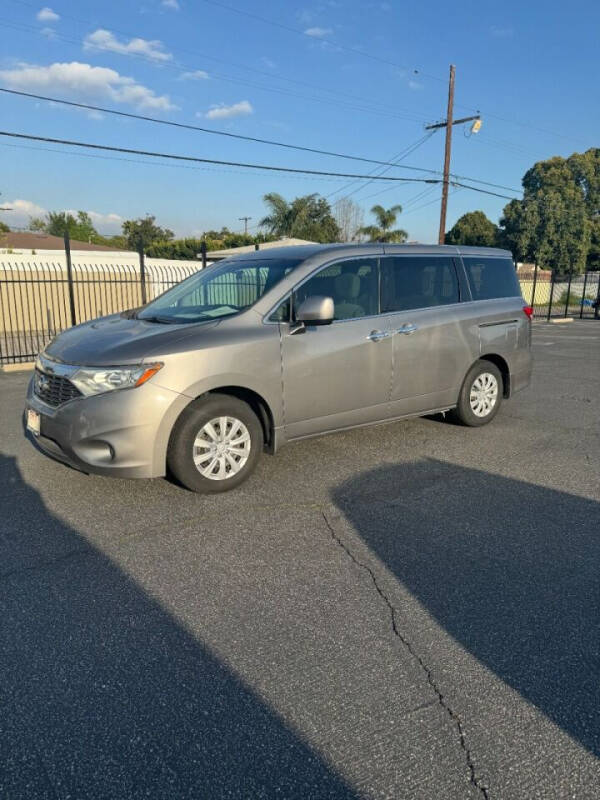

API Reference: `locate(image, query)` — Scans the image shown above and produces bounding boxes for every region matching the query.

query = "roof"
[0,232,133,253]
[206,237,317,260]
[221,242,513,262]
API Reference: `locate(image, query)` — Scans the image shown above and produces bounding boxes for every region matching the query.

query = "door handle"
[396,323,417,335]
[367,329,389,342]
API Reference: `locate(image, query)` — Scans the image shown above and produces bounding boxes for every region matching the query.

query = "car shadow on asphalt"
[331,458,600,759]
[0,453,357,799]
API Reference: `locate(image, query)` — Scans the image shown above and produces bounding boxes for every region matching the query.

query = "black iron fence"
[2,247,599,366]
[520,265,600,320]
[0,243,201,364]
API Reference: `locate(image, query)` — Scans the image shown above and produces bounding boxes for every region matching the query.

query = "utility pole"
[238,216,252,234]
[426,65,481,244]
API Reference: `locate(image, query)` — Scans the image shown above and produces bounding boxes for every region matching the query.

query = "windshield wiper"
[139,315,176,324]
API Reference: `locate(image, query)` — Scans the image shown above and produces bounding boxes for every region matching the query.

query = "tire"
[167,394,263,493]
[451,360,503,427]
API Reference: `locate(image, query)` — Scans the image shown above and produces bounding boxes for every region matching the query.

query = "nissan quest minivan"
[25,244,532,492]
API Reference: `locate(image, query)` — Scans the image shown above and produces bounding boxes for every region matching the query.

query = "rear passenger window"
[294,258,378,320]
[463,257,521,300]
[381,257,459,312]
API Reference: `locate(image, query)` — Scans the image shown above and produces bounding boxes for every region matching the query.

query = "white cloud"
[304,27,332,38]
[83,29,172,62]
[1,199,47,228]
[40,26,56,39]
[36,7,60,22]
[408,79,423,90]
[179,69,209,80]
[1,200,124,234]
[0,61,176,111]
[203,100,253,120]
[66,209,124,233]
[162,0,180,8]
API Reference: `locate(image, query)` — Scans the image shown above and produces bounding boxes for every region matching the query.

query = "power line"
[0,141,374,183]
[325,133,436,199]
[0,89,523,195]
[340,133,437,201]
[0,131,520,201]
[0,88,442,170]
[0,130,439,182]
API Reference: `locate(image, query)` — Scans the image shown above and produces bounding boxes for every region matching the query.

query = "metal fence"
[0,249,202,364]
[519,266,600,320]
[2,249,599,365]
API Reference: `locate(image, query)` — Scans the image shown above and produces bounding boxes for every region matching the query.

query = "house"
[0,232,134,257]
[203,237,316,261]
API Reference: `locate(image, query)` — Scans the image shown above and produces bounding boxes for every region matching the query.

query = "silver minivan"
[25,244,532,492]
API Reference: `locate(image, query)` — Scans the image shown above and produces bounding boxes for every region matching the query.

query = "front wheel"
[167,394,263,493]
[451,360,503,427]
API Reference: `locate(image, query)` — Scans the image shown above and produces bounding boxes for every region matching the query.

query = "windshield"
[137,257,301,323]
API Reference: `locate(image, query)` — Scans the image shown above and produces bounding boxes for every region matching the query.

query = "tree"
[357,204,408,243]
[333,197,364,242]
[29,216,47,232]
[122,215,174,250]
[0,221,9,233]
[499,150,599,274]
[445,211,499,247]
[259,193,340,243]
[28,211,99,241]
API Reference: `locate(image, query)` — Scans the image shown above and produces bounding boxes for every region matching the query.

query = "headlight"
[70,363,163,396]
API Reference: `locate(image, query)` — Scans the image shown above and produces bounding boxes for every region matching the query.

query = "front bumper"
[25,376,190,479]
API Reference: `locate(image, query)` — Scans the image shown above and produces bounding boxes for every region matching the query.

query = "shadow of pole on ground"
[0,452,357,800]
[331,458,600,759]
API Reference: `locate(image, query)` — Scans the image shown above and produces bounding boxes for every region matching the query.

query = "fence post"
[547,272,555,322]
[138,241,147,305]
[580,270,588,319]
[200,240,207,269]
[564,271,572,318]
[63,230,77,327]
[531,263,538,308]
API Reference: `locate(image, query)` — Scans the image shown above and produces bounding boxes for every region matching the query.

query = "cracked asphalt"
[1,320,599,799]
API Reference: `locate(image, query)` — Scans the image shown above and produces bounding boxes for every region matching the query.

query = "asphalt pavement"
[0,320,599,799]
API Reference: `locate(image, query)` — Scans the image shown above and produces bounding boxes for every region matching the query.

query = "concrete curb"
[1,362,34,373]
[549,318,574,324]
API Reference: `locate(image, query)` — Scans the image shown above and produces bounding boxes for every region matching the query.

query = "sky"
[0,0,598,242]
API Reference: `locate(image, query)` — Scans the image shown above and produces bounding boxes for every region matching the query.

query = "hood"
[44,313,220,366]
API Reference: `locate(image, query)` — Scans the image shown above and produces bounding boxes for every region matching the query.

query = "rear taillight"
[523,305,533,320]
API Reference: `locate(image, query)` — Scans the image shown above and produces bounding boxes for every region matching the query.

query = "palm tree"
[358,204,408,243]
[259,192,295,237]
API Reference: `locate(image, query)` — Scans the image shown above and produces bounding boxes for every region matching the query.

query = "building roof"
[205,237,316,260]
[0,232,132,253]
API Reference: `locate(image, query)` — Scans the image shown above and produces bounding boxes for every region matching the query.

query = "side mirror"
[296,295,334,325]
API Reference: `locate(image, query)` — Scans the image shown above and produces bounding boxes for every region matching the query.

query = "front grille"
[34,369,82,407]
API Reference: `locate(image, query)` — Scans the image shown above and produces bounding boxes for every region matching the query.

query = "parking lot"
[1,320,598,799]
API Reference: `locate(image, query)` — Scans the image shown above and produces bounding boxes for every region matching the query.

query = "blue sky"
[0,0,598,241]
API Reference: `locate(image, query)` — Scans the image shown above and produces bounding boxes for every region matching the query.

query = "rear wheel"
[451,360,503,427]
[167,394,263,493]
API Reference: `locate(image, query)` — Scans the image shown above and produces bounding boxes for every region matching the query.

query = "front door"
[380,255,472,415]
[281,257,393,439]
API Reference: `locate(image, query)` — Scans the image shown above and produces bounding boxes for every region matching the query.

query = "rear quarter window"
[462,257,521,301]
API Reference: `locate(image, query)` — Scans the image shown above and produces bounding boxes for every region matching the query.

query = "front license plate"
[26,408,41,436]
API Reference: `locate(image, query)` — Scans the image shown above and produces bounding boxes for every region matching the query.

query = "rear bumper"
[25,377,190,479]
